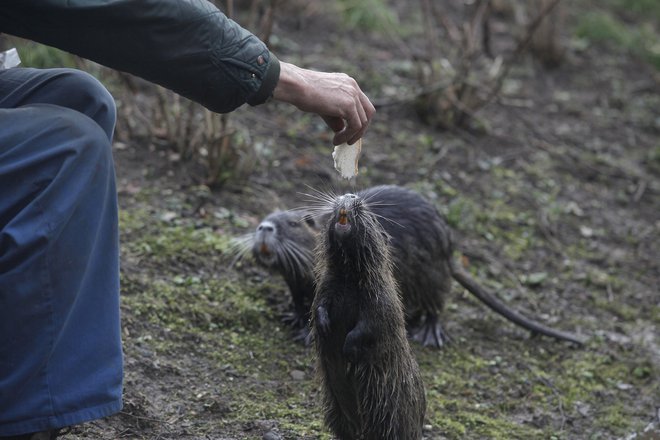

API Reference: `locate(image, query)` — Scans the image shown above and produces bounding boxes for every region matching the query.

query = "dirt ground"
[57,1,658,439]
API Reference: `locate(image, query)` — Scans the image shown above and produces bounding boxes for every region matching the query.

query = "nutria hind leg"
[409,312,451,348]
[292,325,311,345]
[281,310,311,344]
[282,310,307,329]
[324,395,361,440]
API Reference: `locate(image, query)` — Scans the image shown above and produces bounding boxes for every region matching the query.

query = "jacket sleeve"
[0,0,281,113]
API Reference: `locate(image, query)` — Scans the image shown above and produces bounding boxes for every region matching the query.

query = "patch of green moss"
[646,145,660,174]
[499,228,537,261]
[119,204,240,273]
[442,195,479,230]
[441,192,537,253]
[204,323,325,437]
[608,0,660,21]
[337,0,398,32]
[118,205,150,234]
[419,348,545,439]
[123,276,272,336]
[575,12,631,46]
[121,264,327,437]
[575,11,660,70]
[225,385,329,439]
[428,403,543,439]
[415,334,660,439]
[438,164,554,263]
[651,305,660,325]
[591,296,637,321]
[144,224,233,257]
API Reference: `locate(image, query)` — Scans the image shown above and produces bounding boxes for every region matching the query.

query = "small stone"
[262,431,281,440]
[579,225,594,238]
[290,369,305,381]
[160,211,177,222]
[575,401,591,417]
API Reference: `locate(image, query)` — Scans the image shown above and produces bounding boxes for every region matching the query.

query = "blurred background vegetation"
[1,0,657,187]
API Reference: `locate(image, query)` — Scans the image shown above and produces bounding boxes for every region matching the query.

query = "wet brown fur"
[311,192,426,440]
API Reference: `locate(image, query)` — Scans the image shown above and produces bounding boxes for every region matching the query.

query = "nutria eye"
[288,221,299,227]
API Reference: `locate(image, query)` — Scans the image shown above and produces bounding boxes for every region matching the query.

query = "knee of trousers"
[43,103,115,178]
[41,68,117,140]
[1,106,119,295]
[0,103,116,221]
[0,104,117,260]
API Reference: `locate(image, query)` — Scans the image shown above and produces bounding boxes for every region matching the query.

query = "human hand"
[273,61,375,145]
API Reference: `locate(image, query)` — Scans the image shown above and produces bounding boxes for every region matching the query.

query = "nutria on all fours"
[238,184,586,347]
[311,192,426,440]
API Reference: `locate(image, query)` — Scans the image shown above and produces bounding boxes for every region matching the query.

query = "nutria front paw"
[343,326,375,364]
[343,338,361,364]
[292,326,311,345]
[315,305,331,338]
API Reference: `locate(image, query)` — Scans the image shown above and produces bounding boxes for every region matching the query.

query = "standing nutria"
[238,185,586,347]
[311,192,426,440]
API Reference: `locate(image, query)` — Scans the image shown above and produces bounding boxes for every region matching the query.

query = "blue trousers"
[0,68,122,436]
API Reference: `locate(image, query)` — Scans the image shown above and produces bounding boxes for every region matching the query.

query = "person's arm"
[0,0,374,144]
[0,0,275,113]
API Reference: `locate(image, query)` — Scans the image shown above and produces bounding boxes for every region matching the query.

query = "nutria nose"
[339,194,358,206]
[257,221,275,233]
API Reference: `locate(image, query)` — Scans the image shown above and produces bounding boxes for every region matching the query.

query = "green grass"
[575,10,660,70]
[337,0,399,32]
[608,0,660,21]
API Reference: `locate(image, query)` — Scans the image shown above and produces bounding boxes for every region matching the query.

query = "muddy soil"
[59,1,658,439]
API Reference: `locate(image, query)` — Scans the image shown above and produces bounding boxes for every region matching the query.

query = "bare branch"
[428,0,462,46]
[481,0,562,105]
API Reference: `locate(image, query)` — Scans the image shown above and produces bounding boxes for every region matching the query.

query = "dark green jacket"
[0,0,280,113]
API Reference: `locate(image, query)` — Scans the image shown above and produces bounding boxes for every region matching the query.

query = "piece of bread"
[332,138,362,179]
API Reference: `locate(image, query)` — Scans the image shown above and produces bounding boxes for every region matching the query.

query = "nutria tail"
[449,259,587,345]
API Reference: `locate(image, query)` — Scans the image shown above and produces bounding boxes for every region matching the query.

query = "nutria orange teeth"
[338,209,348,225]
